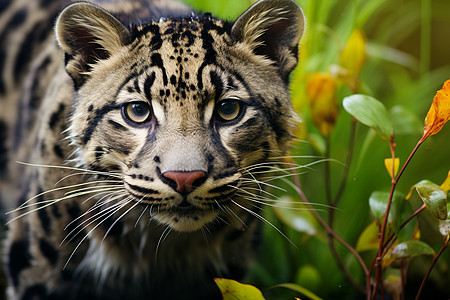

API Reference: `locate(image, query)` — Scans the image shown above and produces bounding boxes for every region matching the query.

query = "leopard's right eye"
[123,102,151,124]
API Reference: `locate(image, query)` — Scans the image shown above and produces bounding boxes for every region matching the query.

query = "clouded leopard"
[0,0,304,298]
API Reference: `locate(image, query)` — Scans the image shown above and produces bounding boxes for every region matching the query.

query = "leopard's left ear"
[55,2,131,88]
[231,0,305,80]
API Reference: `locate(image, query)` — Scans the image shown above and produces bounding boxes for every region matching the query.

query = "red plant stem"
[382,204,427,257]
[415,239,449,300]
[372,137,425,298]
[290,168,370,278]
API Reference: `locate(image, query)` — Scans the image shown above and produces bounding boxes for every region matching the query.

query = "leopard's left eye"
[124,102,151,123]
[216,99,243,122]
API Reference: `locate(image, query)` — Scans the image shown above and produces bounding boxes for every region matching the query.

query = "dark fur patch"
[8,240,32,288]
[150,53,168,86]
[39,238,59,265]
[49,103,65,128]
[82,104,121,145]
[0,0,11,15]
[0,120,8,174]
[8,8,27,29]
[37,207,52,234]
[21,284,47,300]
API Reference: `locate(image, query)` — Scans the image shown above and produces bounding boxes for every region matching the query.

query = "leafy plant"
[182,0,450,298]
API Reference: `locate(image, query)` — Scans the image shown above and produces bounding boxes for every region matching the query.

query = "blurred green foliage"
[184,0,450,298]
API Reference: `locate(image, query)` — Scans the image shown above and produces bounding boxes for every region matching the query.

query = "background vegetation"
[184,0,450,299]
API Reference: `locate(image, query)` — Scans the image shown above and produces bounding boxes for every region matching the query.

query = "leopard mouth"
[155,204,219,232]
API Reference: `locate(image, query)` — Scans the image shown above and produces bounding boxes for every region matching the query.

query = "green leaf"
[414,180,448,220]
[271,283,324,300]
[272,196,319,235]
[295,265,321,291]
[214,279,266,300]
[389,105,423,135]
[369,191,405,231]
[356,221,379,252]
[391,241,435,259]
[343,94,393,139]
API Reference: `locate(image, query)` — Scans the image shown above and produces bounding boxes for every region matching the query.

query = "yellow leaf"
[422,79,450,140]
[306,73,339,136]
[384,158,400,179]
[440,171,450,193]
[339,29,366,75]
[214,278,266,300]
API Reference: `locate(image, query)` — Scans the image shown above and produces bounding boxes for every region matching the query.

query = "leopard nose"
[162,171,207,194]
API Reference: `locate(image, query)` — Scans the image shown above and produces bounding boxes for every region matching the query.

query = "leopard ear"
[55,3,131,88]
[231,0,305,80]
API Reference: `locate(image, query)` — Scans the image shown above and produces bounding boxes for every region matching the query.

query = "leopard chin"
[155,208,218,232]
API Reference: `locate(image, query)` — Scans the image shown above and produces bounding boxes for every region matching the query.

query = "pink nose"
[162,171,207,194]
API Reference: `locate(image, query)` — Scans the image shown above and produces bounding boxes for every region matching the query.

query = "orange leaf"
[306,73,339,136]
[422,79,450,140]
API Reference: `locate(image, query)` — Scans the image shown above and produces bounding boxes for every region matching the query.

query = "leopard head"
[55,0,304,232]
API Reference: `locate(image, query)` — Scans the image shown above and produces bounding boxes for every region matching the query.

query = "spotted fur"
[0,0,304,299]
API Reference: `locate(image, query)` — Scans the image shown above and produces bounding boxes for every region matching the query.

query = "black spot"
[185,72,190,79]
[29,56,52,110]
[208,181,238,194]
[209,71,223,101]
[127,183,159,195]
[227,76,238,90]
[88,105,94,112]
[52,204,62,218]
[144,72,156,101]
[159,89,165,97]
[8,8,27,29]
[170,75,177,85]
[0,120,8,174]
[127,86,134,93]
[107,119,128,131]
[38,207,51,234]
[154,156,160,163]
[8,240,32,288]
[0,0,11,15]
[49,103,65,128]
[150,53,168,85]
[39,239,58,265]
[213,170,237,181]
[0,49,5,94]
[133,78,141,94]
[53,144,64,159]
[165,89,171,96]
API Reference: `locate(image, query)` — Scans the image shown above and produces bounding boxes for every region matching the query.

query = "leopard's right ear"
[55,3,131,88]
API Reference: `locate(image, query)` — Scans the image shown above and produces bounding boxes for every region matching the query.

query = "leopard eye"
[216,99,242,122]
[124,102,151,123]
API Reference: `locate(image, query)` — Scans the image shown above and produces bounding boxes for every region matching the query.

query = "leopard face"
[57,1,304,232]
